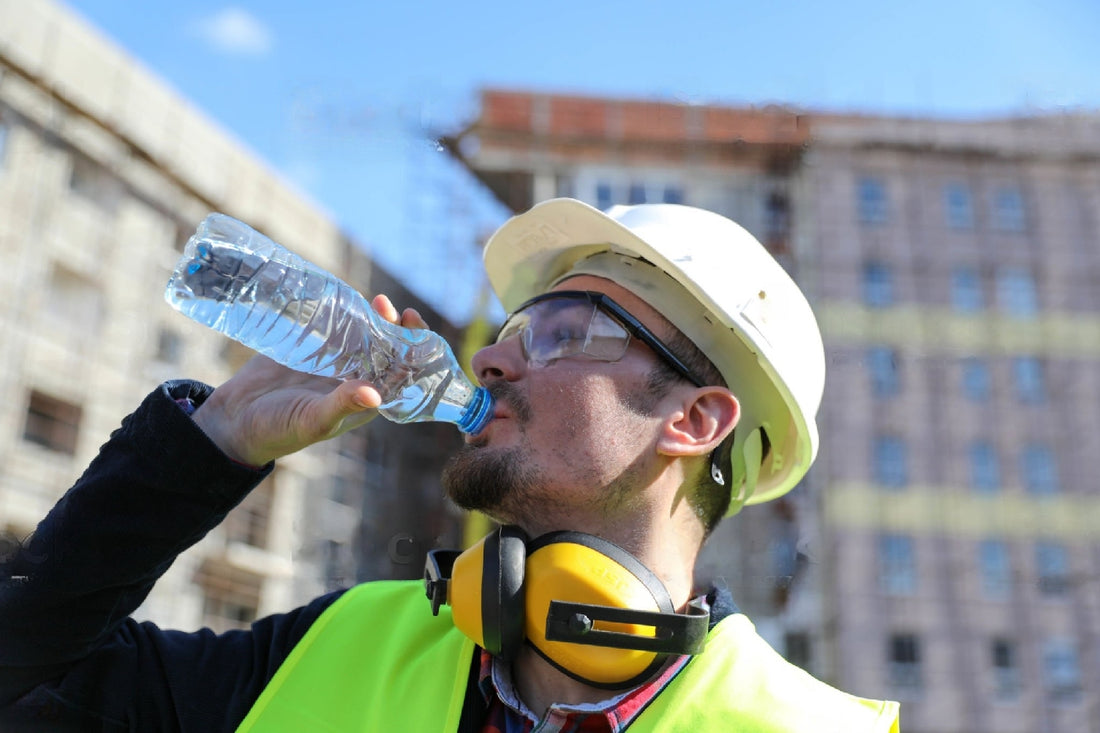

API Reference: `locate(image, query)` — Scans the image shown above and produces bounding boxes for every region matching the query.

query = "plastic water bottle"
[164,213,493,434]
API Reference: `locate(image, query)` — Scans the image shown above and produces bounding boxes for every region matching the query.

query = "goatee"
[441,381,538,513]
[441,443,537,513]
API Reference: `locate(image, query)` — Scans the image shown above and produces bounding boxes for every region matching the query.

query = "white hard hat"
[482,198,825,512]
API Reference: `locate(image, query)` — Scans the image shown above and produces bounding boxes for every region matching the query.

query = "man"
[0,199,900,731]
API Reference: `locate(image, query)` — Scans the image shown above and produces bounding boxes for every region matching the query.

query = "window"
[23,390,82,455]
[1022,444,1059,495]
[1012,356,1045,404]
[978,540,1011,598]
[862,262,894,307]
[554,174,575,199]
[951,267,983,312]
[595,182,613,211]
[857,177,888,224]
[784,632,812,671]
[764,191,789,238]
[888,634,922,690]
[225,477,274,548]
[961,358,991,402]
[969,441,1001,492]
[944,183,974,229]
[662,185,684,205]
[873,435,908,488]
[866,346,900,398]
[69,155,118,213]
[991,638,1021,700]
[992,186,1026,232]
[997,268,1038,317]
[202,590,257,631]
[195,562,262,633]
[595,180,682,208]
[879,534,916,595]
[155,328,183,364]
[1036,541,1070,596]
[1043,638,1081,702]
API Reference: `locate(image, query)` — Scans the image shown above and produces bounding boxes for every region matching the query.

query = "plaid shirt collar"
[477,647,690,733]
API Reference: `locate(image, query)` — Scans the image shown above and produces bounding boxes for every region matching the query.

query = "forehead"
[550,274,675,338]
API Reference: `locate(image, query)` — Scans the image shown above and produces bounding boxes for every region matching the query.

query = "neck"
[511,646,616,715]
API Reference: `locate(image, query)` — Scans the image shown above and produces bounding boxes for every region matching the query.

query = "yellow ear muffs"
[424,527,709,688]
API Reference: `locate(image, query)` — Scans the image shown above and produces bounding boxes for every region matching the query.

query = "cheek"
[536,378,654,456]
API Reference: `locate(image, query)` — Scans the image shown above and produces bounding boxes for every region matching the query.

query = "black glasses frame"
[498,290,707,388]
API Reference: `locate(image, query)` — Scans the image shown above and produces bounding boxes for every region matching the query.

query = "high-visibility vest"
[237,581,899,732]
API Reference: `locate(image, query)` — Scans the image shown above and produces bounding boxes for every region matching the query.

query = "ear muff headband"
[481,525,527,661]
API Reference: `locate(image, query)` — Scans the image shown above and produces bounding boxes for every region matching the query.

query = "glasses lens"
[582,309,631,361]
[497,296,630,367]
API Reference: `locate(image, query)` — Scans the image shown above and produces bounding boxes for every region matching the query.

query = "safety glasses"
[495,291,706,387]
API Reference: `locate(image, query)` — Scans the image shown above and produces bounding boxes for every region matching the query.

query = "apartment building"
[0,0,463,634]
[447,88,1100,732]
[805,113,1100,732]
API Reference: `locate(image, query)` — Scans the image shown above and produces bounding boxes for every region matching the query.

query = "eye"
[550,324,587,342]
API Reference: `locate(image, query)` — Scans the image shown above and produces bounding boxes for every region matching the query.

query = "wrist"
[190,400,265,469]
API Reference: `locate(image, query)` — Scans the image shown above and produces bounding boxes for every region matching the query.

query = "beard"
[441,380,539,515]
[441,442,538,514]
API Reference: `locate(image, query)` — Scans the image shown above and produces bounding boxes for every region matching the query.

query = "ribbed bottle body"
[165,214,491,433]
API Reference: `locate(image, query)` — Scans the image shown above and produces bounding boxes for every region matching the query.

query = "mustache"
[487,380,531,425]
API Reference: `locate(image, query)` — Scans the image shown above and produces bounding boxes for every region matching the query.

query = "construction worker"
[0,199,900,731]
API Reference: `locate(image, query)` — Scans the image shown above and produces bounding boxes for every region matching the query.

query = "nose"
[471,336,527,385]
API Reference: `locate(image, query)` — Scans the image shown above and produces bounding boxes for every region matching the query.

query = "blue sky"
[65,0,1100,324]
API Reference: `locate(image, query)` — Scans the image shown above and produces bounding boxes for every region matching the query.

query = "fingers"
[371,294,399,323]
[401,307,428,330]
[196,296,429,466]
[371,293,429,330]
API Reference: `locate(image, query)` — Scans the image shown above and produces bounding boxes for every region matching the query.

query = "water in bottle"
[164,213,493,434]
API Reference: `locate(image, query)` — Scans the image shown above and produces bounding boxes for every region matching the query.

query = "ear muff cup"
[523,531,674,687]
[448,525,528,660]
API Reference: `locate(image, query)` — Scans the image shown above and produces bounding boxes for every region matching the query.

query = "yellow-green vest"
[237,581,900,732]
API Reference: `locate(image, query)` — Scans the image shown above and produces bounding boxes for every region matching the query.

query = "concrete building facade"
[448,88,1100,733]
[805,113,1100,732]
[0,0,463,635]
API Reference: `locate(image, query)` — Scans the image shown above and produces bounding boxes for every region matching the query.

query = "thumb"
[315,381,382,438]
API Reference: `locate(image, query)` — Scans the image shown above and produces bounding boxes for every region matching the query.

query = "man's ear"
[656,387,739,458]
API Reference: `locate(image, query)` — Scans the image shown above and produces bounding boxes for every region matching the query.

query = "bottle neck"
[457,386,493,434]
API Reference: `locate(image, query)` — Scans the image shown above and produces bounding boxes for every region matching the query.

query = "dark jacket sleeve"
[0,380,343,732]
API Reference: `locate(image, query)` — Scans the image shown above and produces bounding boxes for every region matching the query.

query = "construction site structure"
[446,88,1100,733]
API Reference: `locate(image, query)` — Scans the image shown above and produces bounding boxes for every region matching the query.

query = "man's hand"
[192,294,428,467]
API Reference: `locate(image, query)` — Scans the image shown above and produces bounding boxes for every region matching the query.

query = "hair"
[645,328,732,537]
